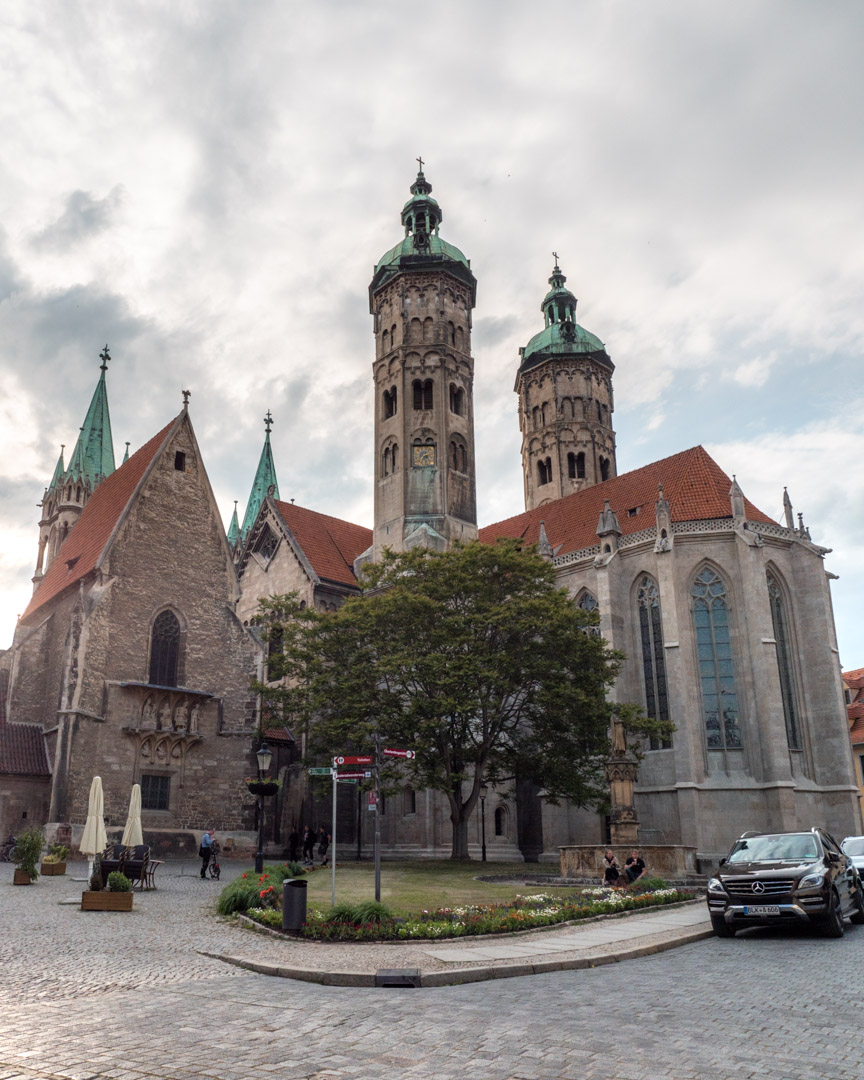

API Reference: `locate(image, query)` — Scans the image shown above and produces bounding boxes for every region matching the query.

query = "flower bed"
[242,886,693,941]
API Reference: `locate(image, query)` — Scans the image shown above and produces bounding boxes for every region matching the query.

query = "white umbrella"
[121,784,143,848]
[80,776,108,882]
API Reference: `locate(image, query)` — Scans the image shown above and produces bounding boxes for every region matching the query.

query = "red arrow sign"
[333,755,374,766]
[335,770,371,780]
[382,748,415,759]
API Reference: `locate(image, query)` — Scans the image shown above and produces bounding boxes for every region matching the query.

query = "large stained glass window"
[692,568,741,750]
[767,572,801,750]
[637,576,671,749]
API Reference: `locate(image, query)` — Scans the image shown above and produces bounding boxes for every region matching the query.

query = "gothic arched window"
[537,457,552,486]
[494,806,507,837]
[383,386,397,418]
[692,567,741,750]
[767,571,802,750]
[449,384,465,416]
[599,456,610,481]
[637,576,671,749]
[578,590,600,636]
[149,610,181,687]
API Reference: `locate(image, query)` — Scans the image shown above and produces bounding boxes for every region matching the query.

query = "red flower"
[242,873,248,879]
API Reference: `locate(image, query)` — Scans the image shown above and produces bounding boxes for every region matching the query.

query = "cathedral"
[1,168,859,865]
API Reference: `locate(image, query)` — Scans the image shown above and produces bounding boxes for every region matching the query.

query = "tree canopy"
[257,539,671,858]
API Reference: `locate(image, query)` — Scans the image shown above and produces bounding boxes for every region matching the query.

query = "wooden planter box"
[81,890,134,911]
[40,861,67,876]
[13,869,33,885]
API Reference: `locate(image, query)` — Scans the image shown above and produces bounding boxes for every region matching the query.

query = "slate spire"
[65,346,116,490]
[227,501,240,547]
[239,411,280,542]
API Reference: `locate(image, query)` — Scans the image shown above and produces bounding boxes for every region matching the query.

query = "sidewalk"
[208,900,713,988]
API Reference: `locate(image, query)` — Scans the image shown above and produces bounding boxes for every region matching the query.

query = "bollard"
[282,877,308,932]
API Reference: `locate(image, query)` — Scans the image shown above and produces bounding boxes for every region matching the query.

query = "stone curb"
[202,922,714,989]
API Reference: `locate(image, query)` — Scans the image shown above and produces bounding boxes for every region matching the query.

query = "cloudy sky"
[1,0,862,666]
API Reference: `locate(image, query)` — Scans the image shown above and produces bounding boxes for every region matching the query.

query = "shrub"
[49,844,70,861]
[216,864,304,916]
[107,871,132,892]
[630,876,669,893]
[89,857,103,892]
[12,827,44,880]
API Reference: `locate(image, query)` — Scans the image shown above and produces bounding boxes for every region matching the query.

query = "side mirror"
[718,857,726,867]
[826,852,839,864]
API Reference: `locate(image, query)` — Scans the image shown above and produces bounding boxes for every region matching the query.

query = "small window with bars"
[141,774,170,811]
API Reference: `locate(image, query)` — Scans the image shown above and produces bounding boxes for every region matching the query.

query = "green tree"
[257,540,672,859]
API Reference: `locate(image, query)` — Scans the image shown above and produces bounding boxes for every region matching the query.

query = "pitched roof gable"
[479,446,774,556]
[0,722,51,776]
[22,416,181,621]
[849,702,864,744]
[272,500,372,588]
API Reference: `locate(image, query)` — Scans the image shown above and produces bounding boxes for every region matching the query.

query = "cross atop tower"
[99,345,111,371]
[182,389,191,407]
[416,155,424,171]
[552,252,560,270]
[264,409,273,433]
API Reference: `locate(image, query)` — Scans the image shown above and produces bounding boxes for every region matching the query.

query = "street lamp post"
[254,741,273,874]
[479,783,488,863]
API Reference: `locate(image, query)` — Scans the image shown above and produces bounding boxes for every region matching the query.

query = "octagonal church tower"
[365,167,478,562]
[517,260,617,510]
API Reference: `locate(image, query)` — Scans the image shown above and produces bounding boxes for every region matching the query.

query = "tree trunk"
[450,809,470,859]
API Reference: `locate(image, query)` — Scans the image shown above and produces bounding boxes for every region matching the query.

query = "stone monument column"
[606,714,639,845]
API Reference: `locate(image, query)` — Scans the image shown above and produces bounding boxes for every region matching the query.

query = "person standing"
[302,825,315,865]
[199,828,214,879]
[287,827,299,864]
[318,827,330,866]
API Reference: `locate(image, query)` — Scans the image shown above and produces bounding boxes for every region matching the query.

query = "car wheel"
[819,890,845,938]
[711,915,735,938]
[850,885,864,926]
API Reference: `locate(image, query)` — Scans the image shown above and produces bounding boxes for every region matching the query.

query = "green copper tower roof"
[240,411,280,542]
[370,164,476,305]
[64,346,116,490]
[519,259,612,374]
[227,501,240,547]
[47,445,66,494]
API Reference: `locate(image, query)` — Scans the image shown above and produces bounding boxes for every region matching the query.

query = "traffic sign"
[337,777,359,784]
[335,770,371,780]
[382,748,415,759]
[308,767,333,776]
[333,755,374,766]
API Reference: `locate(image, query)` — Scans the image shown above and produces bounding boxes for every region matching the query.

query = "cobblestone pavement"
[2,862,864,1080]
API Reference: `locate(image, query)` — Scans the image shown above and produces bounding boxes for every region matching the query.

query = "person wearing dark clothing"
[603,849,620,886]
[302,825,315,864]
[288,828,299,864]
[625,849,646,884]
[199,829,214,879]
[318,827,330,866]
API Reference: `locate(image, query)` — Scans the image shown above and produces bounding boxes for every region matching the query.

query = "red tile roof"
[262,726,295,744]
[843,668,864,690]
[22,417,180,622]
[273,501,372,588]
[850,703,864,744]
[0,722,50,776]
[479,446,774,555]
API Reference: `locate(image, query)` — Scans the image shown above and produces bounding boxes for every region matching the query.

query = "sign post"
[374,734,382,902]
[330,767,337,906]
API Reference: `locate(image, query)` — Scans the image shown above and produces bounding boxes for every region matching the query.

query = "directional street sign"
[335,770,371,780]
[382,748,416,759]
[333,755,374,766]
[307,767,333,776]
[337,777,359,784]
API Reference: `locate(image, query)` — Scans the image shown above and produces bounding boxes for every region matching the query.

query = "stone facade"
[5,408,263,847]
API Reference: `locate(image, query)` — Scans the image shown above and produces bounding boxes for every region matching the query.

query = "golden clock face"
[413,444,436,468]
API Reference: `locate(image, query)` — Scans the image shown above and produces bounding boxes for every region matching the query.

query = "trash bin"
[282,878,307,932]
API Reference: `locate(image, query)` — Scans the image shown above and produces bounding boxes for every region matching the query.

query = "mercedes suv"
[706,828,864,938]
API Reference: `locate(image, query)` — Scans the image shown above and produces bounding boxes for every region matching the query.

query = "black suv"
[707,828,864,938]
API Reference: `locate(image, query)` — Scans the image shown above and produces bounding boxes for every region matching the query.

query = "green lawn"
[297,859,575,916]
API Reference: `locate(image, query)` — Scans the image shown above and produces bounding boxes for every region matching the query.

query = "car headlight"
[707,877,726,894]
[798,872,826,890]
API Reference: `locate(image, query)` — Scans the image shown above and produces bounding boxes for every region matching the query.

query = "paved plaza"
[2,861,864,1080]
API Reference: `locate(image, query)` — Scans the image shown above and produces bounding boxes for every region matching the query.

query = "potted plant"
[12,827,43,885]
[245,775,281,797]
[40,844,69,876]
[82,869,134,911]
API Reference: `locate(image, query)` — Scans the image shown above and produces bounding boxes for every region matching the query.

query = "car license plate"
[744,904,780,916]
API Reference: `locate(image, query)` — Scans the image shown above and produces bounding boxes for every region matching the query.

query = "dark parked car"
[706,828,864,938]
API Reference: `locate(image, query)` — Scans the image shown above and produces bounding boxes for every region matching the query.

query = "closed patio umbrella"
[121,784,143,848]
[80,776,108,882]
